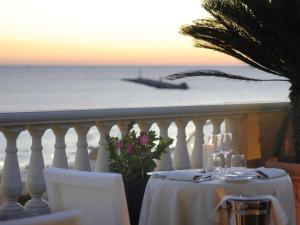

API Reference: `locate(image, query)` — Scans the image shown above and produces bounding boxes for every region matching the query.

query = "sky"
[0,0,241,65]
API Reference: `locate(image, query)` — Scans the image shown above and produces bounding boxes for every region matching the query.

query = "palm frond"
[180,0,300,81]
[165,70,289,82]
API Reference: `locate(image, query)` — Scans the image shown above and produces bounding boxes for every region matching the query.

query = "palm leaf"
[177,0,300,80]
[165,69,288,82]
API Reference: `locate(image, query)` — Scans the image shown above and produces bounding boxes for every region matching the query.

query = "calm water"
[0,65,290,169]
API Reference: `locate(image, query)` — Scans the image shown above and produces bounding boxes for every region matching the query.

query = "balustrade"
[52,124,69,169]
[0,102,289,219]
[173,118,191,170]
[24,125,50,215]
[156,120,173,171]
[73,123,92,171]
[95,122,113,172]
[0,126,24,220]
[191,118,206,169]
[138,120,152,132]
[211,118,223,150]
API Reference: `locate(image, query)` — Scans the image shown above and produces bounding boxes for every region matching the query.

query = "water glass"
[207,153,222,174]
[230,154,247,174]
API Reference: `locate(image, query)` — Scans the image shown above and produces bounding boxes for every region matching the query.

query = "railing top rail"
[0,101,289,126]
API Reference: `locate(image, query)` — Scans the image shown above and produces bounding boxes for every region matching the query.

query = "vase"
[266,157,300,225]
[123,176,149,225]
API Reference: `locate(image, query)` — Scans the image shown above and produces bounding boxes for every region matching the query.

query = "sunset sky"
[0,0,241,65]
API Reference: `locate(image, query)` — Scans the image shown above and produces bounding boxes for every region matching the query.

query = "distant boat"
[122,77,188,90]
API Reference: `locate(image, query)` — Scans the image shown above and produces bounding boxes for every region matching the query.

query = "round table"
[139,174,296,225]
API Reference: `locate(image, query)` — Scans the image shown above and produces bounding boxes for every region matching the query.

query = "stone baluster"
[173,118,191,170]
[138,120,152,132]
[211,118,223,151]
[25,125,50,215]
[51,124,69,169]
[156,120,173,171]
[74,123,92,171]
[95,122,113,172]
[191,118,206,169]
[117,120,129,137]
[0,126,25,219]
[224,118,230,133]
[223,118,233,150]
[226,116,245,154]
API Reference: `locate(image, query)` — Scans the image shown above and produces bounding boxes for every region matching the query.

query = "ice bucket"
[222,195,271,225]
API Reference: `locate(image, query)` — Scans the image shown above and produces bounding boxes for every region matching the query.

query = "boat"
[122,77,188,90]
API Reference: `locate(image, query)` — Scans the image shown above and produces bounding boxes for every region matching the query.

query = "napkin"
[211,195,289,225]
[255,167,287,179]
[166,170,211,182]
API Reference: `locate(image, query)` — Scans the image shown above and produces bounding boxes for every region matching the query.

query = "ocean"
[0,65,290,170]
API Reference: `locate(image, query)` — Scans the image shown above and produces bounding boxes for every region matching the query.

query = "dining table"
[139,169,296,225]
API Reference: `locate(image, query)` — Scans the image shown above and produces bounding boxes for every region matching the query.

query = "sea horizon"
[0,65,290,112]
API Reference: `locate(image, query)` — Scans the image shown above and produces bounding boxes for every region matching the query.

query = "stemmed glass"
[217,133,233,168]
[230,154,247,174]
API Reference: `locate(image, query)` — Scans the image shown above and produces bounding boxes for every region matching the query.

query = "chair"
[43,168,130,225]
[1,209,82,225]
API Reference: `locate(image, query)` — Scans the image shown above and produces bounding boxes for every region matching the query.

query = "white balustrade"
[74,123,92,171]
[191,118,206,169]
[25,125,50,215]
[52,124,69,169]
[173,118,191,170]
[226,116,244,154]
[211,118,223,150]
[138,120,152,132]
[95,122,113,172]
[0,126,25,219]
[0,102,289,219]
[117,120,129,137]
[156,120,173,171]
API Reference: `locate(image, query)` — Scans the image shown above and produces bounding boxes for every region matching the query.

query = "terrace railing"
[0,102,289,219]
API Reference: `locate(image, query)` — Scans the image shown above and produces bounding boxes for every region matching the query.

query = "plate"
[147,171,168,178]
[220,174,255,183]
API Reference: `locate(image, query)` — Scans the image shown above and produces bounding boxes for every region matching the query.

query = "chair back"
[44,168,130,225]
[1,210,81,225]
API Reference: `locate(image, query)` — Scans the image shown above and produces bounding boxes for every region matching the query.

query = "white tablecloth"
[139,174,296,225]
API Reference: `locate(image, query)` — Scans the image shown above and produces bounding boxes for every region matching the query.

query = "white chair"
[43,168,130,225]
[1,209,82,225]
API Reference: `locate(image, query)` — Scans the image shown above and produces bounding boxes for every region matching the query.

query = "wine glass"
[230,154,247,174]
[217,133,233,168]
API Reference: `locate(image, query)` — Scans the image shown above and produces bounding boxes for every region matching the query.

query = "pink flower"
[127,143,133,154]
[115,140,123,149]
[139,134,148,146]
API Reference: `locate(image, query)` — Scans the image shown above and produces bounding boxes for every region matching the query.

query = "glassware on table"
[230,154,247,174]
[217,133,233,168]
[207,153,222,175]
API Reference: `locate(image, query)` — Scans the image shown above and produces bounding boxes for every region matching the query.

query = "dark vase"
[123,176,149,225]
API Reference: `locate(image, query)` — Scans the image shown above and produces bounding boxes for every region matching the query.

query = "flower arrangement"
[106,121,173,179]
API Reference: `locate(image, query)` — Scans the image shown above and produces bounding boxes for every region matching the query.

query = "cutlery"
[255,170,269,179]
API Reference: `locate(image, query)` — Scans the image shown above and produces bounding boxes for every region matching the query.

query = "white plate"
[147,169,205,179]
[220,174,255,183]
[147,171,168,178]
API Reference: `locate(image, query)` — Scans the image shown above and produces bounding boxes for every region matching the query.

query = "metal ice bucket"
[222,195,271,225]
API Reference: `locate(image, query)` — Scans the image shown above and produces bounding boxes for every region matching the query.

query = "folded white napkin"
[211,195,289,225]
[256,167,287,179]
[166,170,211,182]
